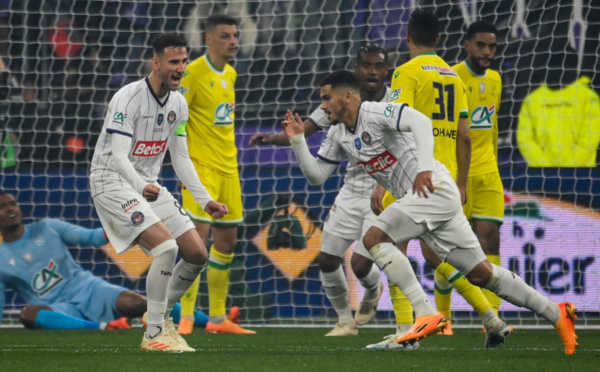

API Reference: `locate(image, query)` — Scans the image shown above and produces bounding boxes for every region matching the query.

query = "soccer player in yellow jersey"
[436,20,505,321]
[368,10,502,347]
[178,14,254,335]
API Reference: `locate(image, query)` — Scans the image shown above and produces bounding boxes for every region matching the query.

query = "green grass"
[0,327,597,372]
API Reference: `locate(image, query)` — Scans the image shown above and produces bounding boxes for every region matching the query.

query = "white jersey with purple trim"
[90,77,188,196]
[309,87,391,197]
[317,101,449,200]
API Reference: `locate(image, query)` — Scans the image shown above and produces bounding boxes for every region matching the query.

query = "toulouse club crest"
[131,211,145,225]
[167,110,177,124]
[361,131,372,145]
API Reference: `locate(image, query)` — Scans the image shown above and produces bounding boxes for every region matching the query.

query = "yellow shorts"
[463,171,504,224]
[182,162,243,225]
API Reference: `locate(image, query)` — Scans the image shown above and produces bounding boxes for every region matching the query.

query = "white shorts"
[322,187,377,258]
[93,186,194,254]
[373,173,480,261]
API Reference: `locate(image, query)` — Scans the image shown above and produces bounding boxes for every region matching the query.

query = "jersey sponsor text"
[132,140,168,157]
[357,150,398,174]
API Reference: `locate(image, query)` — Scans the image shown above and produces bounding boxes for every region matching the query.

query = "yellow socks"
[389,281,413,332]
[434,266,452,319]
[207,247,234,319]
[484,255,503,315]
[436,262,493,317]
[180,275,201,317]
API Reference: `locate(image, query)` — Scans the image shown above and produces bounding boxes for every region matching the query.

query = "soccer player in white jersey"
[250,44,390,336]
[282,70,578,355]
[90,33,228,353]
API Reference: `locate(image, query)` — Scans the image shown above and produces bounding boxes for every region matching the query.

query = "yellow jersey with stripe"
[180,55,238,175]
[453,61,502,176]
[390,52,469,179]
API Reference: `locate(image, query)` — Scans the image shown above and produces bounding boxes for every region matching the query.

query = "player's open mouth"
[366,77,379,86]
[171,76,181,83]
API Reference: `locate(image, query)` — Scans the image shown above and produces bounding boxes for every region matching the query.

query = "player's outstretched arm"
[282,110,306,137]
[48,219,108,247]
[169,135,217,211]
[283,110,337,186]
[249,119,319,146]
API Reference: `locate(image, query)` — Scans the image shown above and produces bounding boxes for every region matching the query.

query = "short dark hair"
[407,9,439,48]
[205,14,238,33]
[466,21,498,40]
[357,43,388,64]
[152,33,187,55]
[320,70,361,92]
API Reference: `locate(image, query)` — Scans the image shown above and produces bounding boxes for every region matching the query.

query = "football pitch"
[1,327,597,371]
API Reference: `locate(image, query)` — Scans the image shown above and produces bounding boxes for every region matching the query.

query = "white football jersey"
[317,101,449,200]
[90,78,189,196]
[309,87,391,197]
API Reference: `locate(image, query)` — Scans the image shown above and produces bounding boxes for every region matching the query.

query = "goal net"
[1,0,599,329]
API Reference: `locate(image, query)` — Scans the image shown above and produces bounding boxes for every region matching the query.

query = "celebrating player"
[434,20,505,324]
[177,14,254,335]
[250,44,390,337]
[366,10,503,349]
[0,192,143,331]
[282,70,578,355]
[90,33,228,352]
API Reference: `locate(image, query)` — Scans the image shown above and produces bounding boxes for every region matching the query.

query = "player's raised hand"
[249,133,272,146]
[205,200,228,219]
[370,183,386,215]
[143,184,161,202]
[281,110,305,138]
[412,171,434,198]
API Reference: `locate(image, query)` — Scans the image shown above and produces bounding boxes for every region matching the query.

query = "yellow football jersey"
[180,55,238,175]
[390,52,469,179]
[517,76,600,167]
[453,61,502,176]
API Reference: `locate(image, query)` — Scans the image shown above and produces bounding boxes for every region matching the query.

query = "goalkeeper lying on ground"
[0,191,212,330]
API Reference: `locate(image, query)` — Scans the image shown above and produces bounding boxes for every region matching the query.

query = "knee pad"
[151,239,178,257]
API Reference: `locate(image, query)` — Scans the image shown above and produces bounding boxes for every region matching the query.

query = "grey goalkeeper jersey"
[308,87,390,197]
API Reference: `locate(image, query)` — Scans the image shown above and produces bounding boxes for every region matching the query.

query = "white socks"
[485,264,560,323]
[357,262,381,302]
[320,267,353,323]
[166,259,205,320]
[146,239,178,337]
[370,242,436,317]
